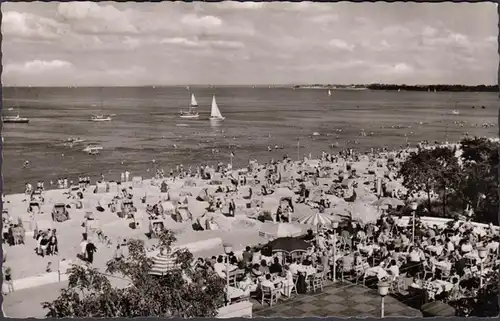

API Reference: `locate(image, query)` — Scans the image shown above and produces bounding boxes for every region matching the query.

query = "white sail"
[328,89,332,96]
[210,96,224,119]
[191,94,198,107]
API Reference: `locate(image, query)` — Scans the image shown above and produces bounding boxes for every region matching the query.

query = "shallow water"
[2,86,497,193]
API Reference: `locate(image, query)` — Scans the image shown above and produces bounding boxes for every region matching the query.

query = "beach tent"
[349,201,380,224]
[158,201,176,216]
[196,189,210,202]
[298,212,334,227]
[172,206,192,223]
[94,182,107,193]
[149,252,179,276]
[273,187,295,199]
[261,197,280,213]
[132,176,143,188]
[108,182,119,194]
[259,222,303,239]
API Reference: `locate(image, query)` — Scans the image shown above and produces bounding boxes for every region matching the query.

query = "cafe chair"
[260,285,281,306]
[312,272,325,292]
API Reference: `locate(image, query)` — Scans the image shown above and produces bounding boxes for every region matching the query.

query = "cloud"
[181,14,222,29]
[424,32,470,47]
[421,26,437,37]
[4,59,73,74]
[216,2,265,10]
[2,11,66,40]
[328,39,355,51]
[311,14,339,24]
[161,37,244,50]
[57,2,138,34]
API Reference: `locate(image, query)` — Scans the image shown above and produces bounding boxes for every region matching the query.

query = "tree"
[457,137,499,224]
[42,230,226,318]
[399,147,459,213]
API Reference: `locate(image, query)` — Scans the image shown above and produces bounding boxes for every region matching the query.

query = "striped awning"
[298,212,334,226]
[149,253,179,276]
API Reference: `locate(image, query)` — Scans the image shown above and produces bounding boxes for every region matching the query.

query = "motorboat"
[450,110,460,115]
[2,114,29,123]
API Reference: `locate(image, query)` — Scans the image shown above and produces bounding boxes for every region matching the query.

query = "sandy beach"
[3,149,405,281]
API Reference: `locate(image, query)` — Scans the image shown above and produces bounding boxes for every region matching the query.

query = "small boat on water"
[2,114,29,123]
[180,94,200,119]
[83,144,103,154]
[63,137,86,147]
[450,110,460,115]
[91,114,112,122]
[328,89,332,96]
[209,95,225,121]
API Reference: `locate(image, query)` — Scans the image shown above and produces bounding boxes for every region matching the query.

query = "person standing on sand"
[86,241,97,264]
[125,170,130,182]
[3,266,14,294]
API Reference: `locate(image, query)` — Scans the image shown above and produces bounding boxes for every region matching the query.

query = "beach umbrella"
[421,301,456,317]
[298,212,334,226]
[267,236,309,253]
[149,252,179,276]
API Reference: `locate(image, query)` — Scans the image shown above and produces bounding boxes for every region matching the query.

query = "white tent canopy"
[259,222,303,239]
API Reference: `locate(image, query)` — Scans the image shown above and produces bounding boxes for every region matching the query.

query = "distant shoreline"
[293,84,499,92]
[2,84,499,93]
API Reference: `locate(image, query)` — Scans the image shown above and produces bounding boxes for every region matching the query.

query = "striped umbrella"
[298,212,334,227]
[149,252,179,276]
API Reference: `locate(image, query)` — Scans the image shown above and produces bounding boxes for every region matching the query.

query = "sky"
[1,1,498,86]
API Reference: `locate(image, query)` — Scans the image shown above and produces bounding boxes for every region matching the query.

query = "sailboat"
[91,89,112,122]
[3,90,30,124]
[180,94,200,119]
[328,89,332,96]
[209,95,225,121]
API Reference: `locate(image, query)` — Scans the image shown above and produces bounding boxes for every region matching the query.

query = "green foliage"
[42,230,226,318]
[398,137,499,224]
[399,147,460,213]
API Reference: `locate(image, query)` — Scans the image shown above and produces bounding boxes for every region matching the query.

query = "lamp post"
[297,138,300,162]
[478,247,488,288]
[223,243,233,306]
[332,221,339,283]
[410,202,418,244]
[378,280,390,318]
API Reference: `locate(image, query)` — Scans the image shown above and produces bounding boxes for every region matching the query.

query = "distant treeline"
[366,84,499,92]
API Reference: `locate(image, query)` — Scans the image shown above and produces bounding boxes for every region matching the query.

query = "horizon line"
[2,84,498,88]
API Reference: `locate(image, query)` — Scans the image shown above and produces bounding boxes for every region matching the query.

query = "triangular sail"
[328,90,332,96]
[190,94,198,107]
[211,96,223,119]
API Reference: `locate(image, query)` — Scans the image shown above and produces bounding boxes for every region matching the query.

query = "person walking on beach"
[3,266,14,295]
[86,241,97,264]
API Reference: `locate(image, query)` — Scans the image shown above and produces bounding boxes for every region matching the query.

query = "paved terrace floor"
[252,281,423,318]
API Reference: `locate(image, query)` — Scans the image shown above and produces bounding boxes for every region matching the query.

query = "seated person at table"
[387,260,399,280]
[238,272,257,293]
[303,229,315,242]
[269,257,283,274]
[259,260,270,275]
[251,264,263,277]
[261,274,280,294]
[289,259,300,275]
[460,240,473,254]
[242,246,253,266]
[302,255,314,266]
